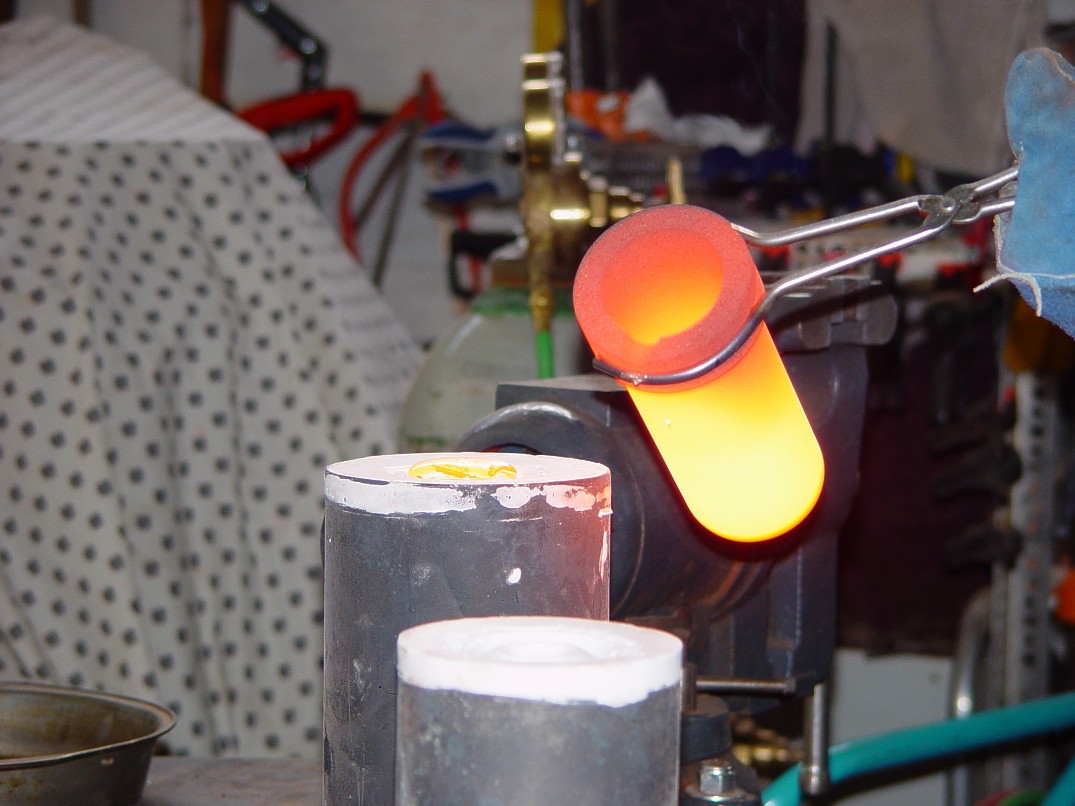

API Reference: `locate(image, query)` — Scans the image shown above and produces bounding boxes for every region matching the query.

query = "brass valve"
[518,53,644,319]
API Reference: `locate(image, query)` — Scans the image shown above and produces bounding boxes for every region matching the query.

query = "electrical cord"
[338,71,446,267]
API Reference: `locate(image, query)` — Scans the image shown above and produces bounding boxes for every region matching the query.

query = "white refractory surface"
[325,453,611,515]
[397,616,683,708]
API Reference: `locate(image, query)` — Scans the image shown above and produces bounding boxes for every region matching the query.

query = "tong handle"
[593,165,1018,387]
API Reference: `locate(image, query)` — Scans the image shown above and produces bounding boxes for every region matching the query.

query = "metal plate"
[0,682,176,805]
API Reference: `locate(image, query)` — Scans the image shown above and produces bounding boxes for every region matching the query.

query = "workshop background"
[12,0,1046,345]
[3,1,1075,805]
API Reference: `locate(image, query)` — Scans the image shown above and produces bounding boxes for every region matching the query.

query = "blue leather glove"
[992,48,1075,337]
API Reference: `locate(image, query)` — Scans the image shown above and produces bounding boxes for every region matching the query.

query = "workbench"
[140,758,320,805]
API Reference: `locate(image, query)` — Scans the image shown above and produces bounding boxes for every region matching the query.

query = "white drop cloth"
[797,0,1046,176]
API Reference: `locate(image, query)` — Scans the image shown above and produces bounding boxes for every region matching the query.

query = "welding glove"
[988,48,1075,337]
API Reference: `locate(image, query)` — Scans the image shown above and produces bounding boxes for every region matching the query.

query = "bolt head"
[698,762,736,795]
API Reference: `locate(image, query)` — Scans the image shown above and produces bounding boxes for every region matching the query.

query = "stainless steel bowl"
[0,682,176,805]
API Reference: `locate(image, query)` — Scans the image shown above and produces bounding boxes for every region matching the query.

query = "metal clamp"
[592,165,1018,387]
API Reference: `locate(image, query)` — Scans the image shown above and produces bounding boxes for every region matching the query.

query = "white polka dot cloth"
[0,17,420,756]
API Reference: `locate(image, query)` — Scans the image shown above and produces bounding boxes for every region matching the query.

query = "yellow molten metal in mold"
[407,457,518,480]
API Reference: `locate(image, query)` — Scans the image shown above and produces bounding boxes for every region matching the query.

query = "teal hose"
[535,328,555,379]
[763,691,1075,806]
[1042,751,1075,806]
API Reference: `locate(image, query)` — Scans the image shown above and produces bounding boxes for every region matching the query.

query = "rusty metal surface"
[139,758,320,805]
[0,682,176,806]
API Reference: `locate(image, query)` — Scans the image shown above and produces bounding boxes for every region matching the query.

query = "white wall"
[14,1,530,125]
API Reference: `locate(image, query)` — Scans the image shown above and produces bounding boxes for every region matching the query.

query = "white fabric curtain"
[797,0,1047,176]
[0,17,420,757]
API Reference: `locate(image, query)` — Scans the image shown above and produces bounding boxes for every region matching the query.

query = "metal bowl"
[0,682,176,805]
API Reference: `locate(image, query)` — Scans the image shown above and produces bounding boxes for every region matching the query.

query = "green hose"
[998,791,1044,806]
[762,691,1075,806]
[534,328,555,379]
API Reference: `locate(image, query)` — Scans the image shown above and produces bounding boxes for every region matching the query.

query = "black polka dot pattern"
[0,140,420,756]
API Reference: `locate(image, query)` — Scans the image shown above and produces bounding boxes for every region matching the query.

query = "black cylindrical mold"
[395,616,682,806]
[323,453,611,806]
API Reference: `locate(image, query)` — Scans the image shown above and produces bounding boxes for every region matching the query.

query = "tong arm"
[592,165,1018,387]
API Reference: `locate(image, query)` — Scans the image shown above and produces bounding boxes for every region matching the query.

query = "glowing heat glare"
[599,231,723,345]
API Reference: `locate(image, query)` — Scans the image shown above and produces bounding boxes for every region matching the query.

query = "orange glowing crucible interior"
[573,205,825,542]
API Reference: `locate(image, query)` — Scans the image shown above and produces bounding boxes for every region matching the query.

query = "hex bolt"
[699,762,738,796]
[686,759,760,805]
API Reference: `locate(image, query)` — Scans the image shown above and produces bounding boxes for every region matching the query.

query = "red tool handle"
[238,87,359,167]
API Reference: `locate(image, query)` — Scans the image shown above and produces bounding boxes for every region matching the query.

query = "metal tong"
[593,164,1019,387]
